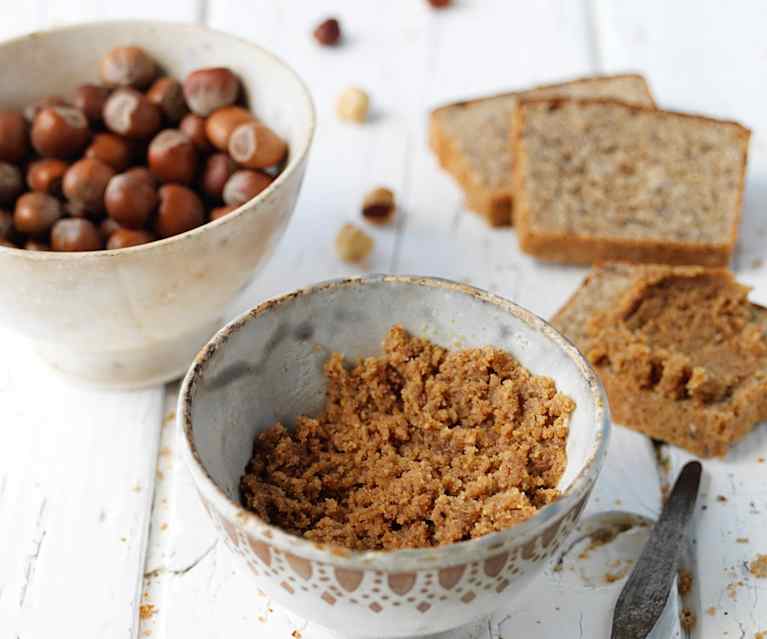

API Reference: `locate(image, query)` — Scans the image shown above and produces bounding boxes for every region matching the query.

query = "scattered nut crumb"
[736,537,750,544]
[159,447,172,457]
[726,580,744,600]
[758,457,765,463]
[716,495,727,502]
[706,606,716,616]
[677,569,693,596]
[335,223,373,263]
[291,631,302,639]
[337,87,369,123]
[427,0,451,7]
[755,631,766,639]
[156,470,165,480]
[680,608,696,632]
[163,411,175,425]
[749,554,767,578]
[160,522,168,531]
[313,18,341,46]
[139,603,156,620]
[362,187,396,224]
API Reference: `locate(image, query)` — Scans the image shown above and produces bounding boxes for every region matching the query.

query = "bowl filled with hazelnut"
[178,275,610,637]
[0,21,314,387]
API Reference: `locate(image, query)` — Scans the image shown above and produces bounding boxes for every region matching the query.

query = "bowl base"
[36,317,222,389]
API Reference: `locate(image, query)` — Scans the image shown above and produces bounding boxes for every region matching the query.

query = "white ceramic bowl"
[179,276,610,638]
[0,21,315,388]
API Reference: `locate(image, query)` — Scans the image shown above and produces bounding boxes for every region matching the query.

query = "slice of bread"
[429,75,655,226]
[552,262,767,457]
[512,99,751,266]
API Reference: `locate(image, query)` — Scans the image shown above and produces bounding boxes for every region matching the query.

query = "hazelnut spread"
[240,325,573,551]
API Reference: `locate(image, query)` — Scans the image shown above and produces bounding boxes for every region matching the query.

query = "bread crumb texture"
[553,263,767,456]
[240,325,573,550]
[516,100,748,251]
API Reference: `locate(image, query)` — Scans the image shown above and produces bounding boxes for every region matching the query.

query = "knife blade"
[610,460,702,639]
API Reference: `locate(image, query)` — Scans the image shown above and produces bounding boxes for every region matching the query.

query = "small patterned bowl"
[178,276,609,638]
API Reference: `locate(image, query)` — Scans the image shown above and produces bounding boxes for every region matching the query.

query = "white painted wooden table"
[1,2,765,637]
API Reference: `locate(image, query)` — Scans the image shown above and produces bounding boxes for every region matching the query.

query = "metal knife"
[611,460,703,639]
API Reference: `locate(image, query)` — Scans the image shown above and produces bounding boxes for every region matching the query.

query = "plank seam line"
[19,498,47,608]
[584,0,605,73]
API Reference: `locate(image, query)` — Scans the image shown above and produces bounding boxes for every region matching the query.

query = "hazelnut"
[51,218,103,252]
[99,46,158,89]
[362,187,396,225]
[103,88,162,139]
[154,184,204,238]
[337,87,370,123]
[313,18,342,46]
[105,167,158,229]
[183,67,240,117]
[73,84,111,124]
[31,106,90,158]
[228,122,287,169]
[427,0,451,6]
[85,133,133,171]
[106,228,155,250]
[148,129,198,184]
[24,239,49,251]
[100,216,122,240]
[26,159,69,196]
[202,153,237,199]
[14,192,63,235]
[205,106,254,151]
[335,223,373,263]
[24,96,69,124]
[0,162,23,205]
[222,170,273,206]
[180,114,212,152]
[147,77,188,123]
[63,158,116,215]
[0,209,14,239]
[0,110,29,163]
[209,204,238,221]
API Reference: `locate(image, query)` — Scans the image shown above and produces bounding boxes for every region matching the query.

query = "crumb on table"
[678,569,693,596]
[138,603,156,620]
[680,607,696,632]
[750,554,767,578]
[240,325,574,551]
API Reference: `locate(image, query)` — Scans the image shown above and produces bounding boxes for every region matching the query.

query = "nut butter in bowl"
[179,275,609,638]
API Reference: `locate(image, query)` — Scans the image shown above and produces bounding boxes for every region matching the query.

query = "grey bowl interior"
[185,276,606,522]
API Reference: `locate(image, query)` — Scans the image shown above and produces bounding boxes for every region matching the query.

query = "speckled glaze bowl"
[0,21,314,388]
[178,276,610,637]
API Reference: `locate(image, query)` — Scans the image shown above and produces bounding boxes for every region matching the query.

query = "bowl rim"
[177,274,611,570]
[0,19,316,259]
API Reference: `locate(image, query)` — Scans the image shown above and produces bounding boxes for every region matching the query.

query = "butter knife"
[611,460,702,639]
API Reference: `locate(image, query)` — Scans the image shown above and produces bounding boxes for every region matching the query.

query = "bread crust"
[429,74,655,227]
[512,98,751,266]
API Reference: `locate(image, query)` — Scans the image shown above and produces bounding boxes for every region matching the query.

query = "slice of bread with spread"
[552,262,767,457]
